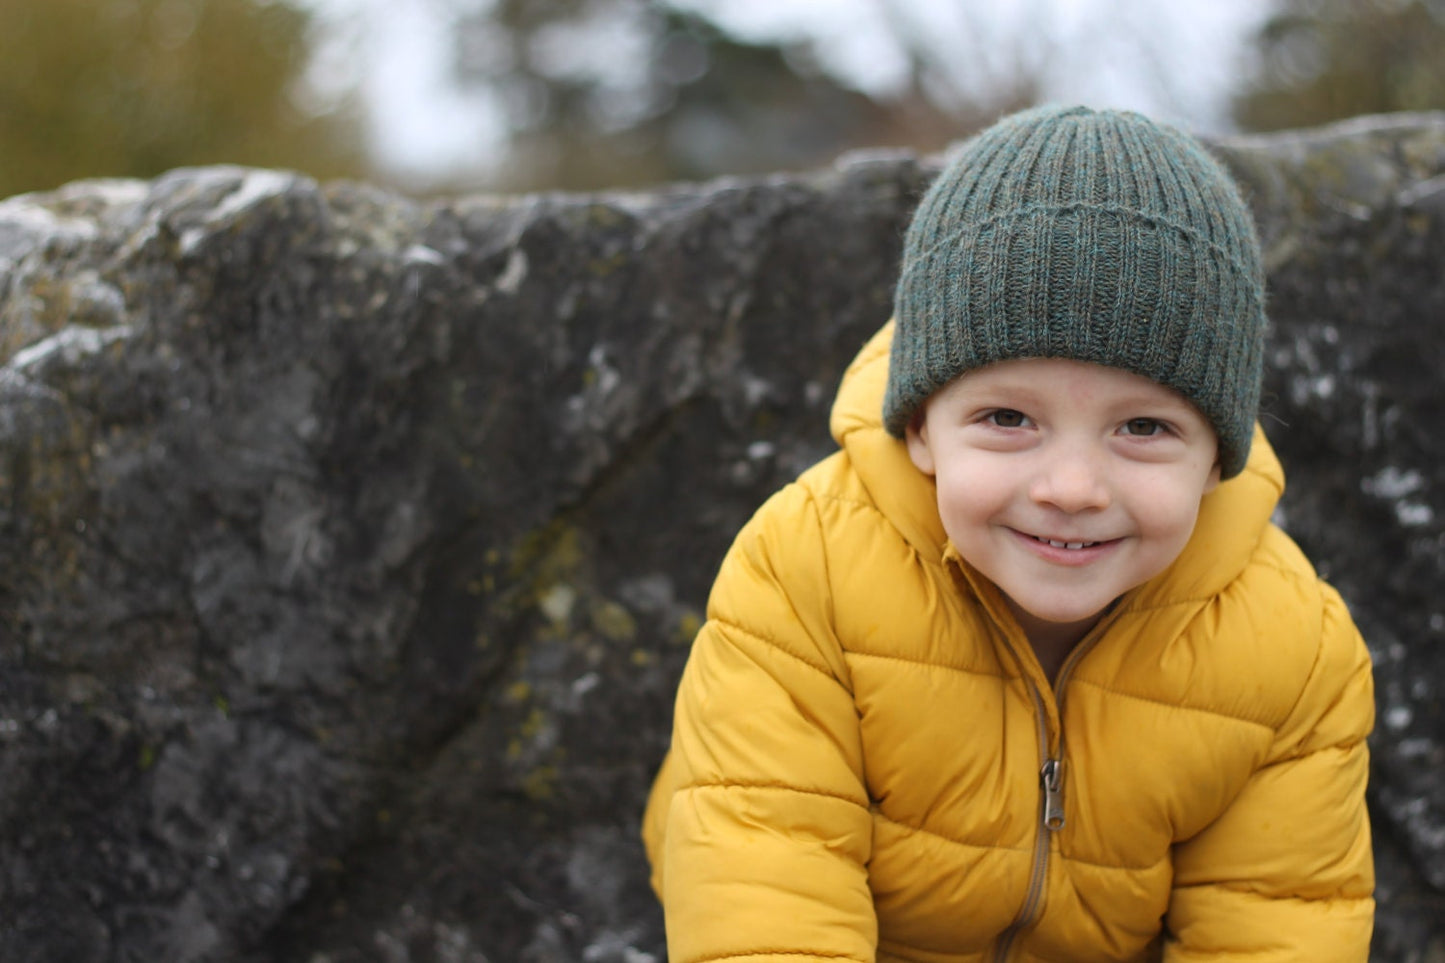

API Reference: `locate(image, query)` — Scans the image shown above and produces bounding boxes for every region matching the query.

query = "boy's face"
[905,358,1221,639]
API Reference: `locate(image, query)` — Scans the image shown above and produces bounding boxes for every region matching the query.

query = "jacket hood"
[829,321,1286,604]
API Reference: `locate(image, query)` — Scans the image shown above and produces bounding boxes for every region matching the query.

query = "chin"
[1012,596,1114,627]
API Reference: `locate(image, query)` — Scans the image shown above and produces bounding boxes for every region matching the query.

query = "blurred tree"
[446,0,1040,192]
[1233,0,1445,131]
[0,0,367,199]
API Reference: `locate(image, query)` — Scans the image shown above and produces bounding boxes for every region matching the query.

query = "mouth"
[1028,534,1105,550]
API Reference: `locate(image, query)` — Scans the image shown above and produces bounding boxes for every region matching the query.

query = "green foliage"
[0,0,367,199]
[1234,0,1445,131]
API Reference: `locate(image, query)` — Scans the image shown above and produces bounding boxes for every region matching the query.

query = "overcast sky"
[300,0,1275,185]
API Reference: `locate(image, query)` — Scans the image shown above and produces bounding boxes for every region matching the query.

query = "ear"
[904,409,937,476]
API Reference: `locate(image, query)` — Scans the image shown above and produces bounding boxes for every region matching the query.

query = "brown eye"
[988,409,1028,428]
[1124,418,1163,436]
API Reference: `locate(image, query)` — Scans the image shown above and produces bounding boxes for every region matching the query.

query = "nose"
[1029,445,1112,513]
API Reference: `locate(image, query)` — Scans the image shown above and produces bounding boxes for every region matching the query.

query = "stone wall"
[1,113,1442,961]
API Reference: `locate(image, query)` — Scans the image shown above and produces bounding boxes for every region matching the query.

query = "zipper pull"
[1041,758,1066,831]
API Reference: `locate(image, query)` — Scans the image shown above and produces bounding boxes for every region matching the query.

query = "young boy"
[642,105,1374,962]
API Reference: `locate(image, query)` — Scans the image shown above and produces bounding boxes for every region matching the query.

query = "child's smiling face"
[906,357,1221,643]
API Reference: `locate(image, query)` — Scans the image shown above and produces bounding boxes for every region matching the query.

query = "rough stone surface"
[0,113,1442,962]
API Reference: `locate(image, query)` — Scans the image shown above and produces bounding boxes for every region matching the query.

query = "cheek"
[935,477,971,522]
[935,467,1009,528]
[1132,483,1207,546]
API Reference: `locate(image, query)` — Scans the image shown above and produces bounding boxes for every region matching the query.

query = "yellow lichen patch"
[501,523,592,627]
[591,600,636,642]
[519,707,547,741]
[630,648,654,667]
[504,680,531,703]
[675,611,703,644]
[521,765,558,802]
[508,523,583,583]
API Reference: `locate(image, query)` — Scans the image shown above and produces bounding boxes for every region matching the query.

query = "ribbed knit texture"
[884,104,1266,479]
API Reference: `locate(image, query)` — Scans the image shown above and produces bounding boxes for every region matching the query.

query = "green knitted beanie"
[885,104,1266,479]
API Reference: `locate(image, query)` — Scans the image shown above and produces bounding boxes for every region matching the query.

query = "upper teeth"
[1046,539,1091,549]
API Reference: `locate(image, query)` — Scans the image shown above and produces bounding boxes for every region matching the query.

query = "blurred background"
[2,0,1443,200]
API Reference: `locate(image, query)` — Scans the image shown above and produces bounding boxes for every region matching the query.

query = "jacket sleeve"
[653,482,876,963]
[1164,582,1375,961]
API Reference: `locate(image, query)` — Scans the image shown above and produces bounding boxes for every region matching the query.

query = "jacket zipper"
[989,631,1105,963]
[990,683,1059,963]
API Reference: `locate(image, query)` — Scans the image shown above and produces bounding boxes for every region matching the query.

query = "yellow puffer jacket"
[642,324,1374,963]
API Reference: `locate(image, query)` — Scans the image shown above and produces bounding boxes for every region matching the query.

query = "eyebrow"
[955,379,1199,414]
